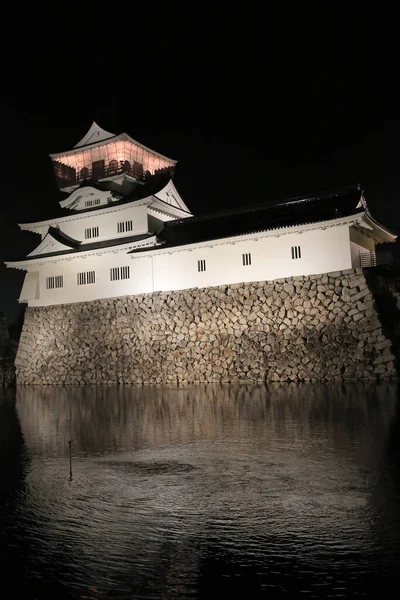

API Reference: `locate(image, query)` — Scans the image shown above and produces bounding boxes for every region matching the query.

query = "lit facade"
[50,122,176,192]
[5,123,397,307]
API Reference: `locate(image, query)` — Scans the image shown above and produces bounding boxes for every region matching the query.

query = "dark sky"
[0,4,396,323]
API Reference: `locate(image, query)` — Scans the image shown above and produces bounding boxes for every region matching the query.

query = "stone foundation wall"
[15,269,397,385]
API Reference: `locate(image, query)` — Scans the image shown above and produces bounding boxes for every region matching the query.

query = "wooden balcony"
[52,159,174,189]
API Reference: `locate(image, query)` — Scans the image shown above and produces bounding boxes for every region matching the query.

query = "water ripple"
[1,382,400,597]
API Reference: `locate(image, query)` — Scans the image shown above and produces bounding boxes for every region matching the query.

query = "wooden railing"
[53,161,174,189]
[360,251,394,268]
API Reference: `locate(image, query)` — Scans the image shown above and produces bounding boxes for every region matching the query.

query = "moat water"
[1,383,400,598]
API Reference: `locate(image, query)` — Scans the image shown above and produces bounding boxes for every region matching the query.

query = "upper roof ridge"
[74,122,116,148]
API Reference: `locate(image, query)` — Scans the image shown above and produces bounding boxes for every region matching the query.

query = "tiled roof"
[19,173,174,224]
[48,226,81,249]
[129,185,364,252]
[16,233,154,262]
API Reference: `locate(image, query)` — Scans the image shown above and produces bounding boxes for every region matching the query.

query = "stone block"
[341,269,357,275]
[14,273,399,386]
[374,354,396,365]
[327,271,342,278]
[353,312,364,322]
[375,339,392,351]
[349,276,366,289]
[351,288,371,302]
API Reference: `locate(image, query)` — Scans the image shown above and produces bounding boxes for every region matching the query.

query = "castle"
[5,122,396,307]
[5,123,399,385]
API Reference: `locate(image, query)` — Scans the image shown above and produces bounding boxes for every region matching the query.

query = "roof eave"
[149,198,193,219]
[49,133,122,158]
[4,262,28,271]
[7,235,158,266]
[19,223,44,234]
[18,197,150,230]
[49,131,177,164]
[362,213,397,243]
[129,213,364,257]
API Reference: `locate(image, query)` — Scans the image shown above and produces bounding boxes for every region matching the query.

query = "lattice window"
[110,266,130,281]
[242,253,252,266]
[77,271,96,285]
[46,275,63,289]
[291,246,302,259]
[85,198,101,207]
[84,227,99,239]
[197,259,206,272]
[117,220,133,233]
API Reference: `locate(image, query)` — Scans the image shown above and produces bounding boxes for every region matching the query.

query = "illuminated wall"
[53,139,175,184]
[21,223,353,307]
[150,224,353,293]
[40,204,149,245]
[26,253,153,306]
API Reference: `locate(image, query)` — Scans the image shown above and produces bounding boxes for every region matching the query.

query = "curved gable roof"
[19,174,191,228]
[27,227,81,257]
[74,121,116,148]
[49,123,176,164]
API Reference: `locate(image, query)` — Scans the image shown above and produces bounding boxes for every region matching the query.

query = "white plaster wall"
[27,253,153,307]
[45,204,149,244]
[23,224,353,307]
[150,225,353,292]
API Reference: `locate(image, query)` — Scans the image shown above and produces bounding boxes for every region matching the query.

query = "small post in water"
[69,440,73,481]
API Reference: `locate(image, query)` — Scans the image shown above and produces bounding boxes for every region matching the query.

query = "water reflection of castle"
[16,383,397,457]
[12,384,400,596]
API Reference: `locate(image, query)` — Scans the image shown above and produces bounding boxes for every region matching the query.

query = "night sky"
[0,5,396,325]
